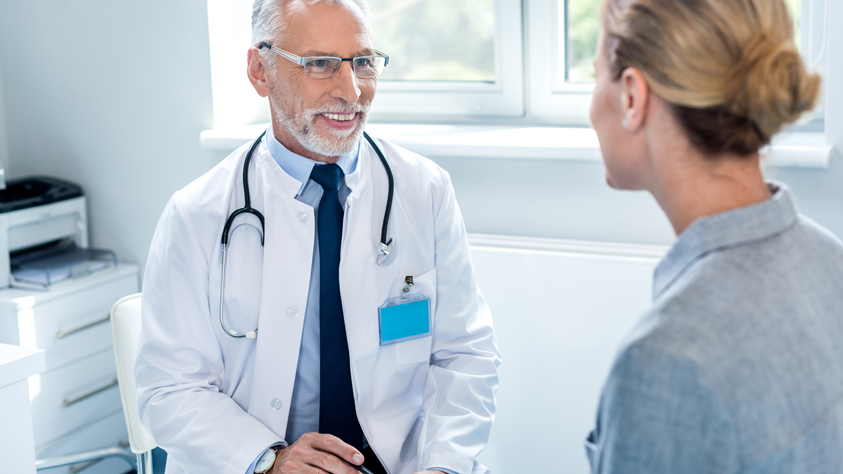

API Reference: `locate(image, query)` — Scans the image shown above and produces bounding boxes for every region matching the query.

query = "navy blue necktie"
[310,164,365,450]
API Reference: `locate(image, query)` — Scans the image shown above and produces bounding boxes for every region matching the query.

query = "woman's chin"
[605,172,619,190]
[604,171,629,190]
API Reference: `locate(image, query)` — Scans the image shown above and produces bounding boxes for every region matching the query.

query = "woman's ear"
[619,67,649,131]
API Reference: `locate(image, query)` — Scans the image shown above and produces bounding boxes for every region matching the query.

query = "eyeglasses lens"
[303,56,386,78]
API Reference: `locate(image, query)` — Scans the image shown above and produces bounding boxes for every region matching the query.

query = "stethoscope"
[219,130,395,339]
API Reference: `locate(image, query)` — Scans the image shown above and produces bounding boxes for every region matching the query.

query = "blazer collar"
[653,181,799,298]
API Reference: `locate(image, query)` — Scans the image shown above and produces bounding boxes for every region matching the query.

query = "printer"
[0,177,90,288]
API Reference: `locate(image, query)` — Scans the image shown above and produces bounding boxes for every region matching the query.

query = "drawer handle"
[56,315,110,339]
[63,379,118,407]
[69,459,100,474]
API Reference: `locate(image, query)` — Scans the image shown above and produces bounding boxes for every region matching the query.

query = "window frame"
[525,0,593,126]
[206,0,524,128]
[525,0,828,128]
[206,0,829,130]
[797,0,829,126]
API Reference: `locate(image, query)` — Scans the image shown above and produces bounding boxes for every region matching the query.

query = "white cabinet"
[0,264,139,474]
[0,343,45,474]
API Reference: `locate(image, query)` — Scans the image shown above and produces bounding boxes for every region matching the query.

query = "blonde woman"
[586,0,843,472]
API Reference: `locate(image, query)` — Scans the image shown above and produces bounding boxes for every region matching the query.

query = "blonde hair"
[601,0,821,155]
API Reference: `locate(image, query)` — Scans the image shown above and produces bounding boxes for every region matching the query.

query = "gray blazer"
[586,182,843,474]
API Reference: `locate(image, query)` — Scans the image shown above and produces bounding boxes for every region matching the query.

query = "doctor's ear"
[619,67,649,132]
[247,47,271,98]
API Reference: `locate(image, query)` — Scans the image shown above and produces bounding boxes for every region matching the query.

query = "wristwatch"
[254,447,279,474]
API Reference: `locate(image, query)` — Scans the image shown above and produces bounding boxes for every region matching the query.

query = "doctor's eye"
[353,57,373,68]
[305,58,338,72]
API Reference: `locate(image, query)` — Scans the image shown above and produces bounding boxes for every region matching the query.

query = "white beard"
[273,102,368,158]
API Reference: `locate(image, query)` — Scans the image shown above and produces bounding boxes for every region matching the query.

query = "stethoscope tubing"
[221,131,267,248]
[364,132,394,250]
[219,130,393,339]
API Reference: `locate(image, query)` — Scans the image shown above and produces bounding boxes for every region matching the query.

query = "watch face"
[255,448,276,473]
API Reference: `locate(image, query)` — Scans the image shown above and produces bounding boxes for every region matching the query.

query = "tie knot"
[310,163,343,191]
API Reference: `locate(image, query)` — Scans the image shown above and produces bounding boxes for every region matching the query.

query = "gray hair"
[252,0,372,68]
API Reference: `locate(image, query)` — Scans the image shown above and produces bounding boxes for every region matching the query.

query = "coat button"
[287,306,299,318]
[271,398,282,410]
[297,212,309,223]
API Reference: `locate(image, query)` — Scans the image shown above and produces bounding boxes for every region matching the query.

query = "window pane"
[563,0,601,84]
[785,0,802,50]
[369,0,496,82]
[561,0,803,85]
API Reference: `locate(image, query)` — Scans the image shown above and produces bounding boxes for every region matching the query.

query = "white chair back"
[110,293,157,454]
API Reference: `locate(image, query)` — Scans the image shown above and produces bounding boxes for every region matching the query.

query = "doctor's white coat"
[135,135,501,474]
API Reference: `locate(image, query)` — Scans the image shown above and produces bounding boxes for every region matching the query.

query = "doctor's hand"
[272,432,365,474]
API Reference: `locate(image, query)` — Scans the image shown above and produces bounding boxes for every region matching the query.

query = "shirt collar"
[653,181,799,298]
[265,127,360,196]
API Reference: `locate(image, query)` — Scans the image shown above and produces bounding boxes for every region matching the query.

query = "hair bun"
[602,0,822,156]
[733,33,821,140]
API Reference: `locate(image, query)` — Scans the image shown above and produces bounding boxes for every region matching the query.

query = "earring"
[622,117,631,130]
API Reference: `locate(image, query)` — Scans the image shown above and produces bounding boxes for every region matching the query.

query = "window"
[206,0,828,129]
[564,0,602,83]
[527,0,596,125]
[206,0,522,128]
[791,0,830,125]
[372,1,496,83]
[367,0,524,119]
[527,0,826,126]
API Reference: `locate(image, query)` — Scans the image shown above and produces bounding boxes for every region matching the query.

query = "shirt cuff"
[246,442,285,474]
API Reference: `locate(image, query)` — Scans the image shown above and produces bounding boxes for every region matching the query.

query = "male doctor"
[135,0,500,473]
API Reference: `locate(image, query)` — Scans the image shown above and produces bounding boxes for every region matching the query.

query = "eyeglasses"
[260,43,389,79]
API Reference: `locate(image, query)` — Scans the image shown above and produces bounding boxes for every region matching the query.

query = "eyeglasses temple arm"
[374,49,389,66]
[259,42,308,66]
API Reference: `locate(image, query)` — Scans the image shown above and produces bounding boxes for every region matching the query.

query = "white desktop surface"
[0,343,45,474]
[0,342,45,387]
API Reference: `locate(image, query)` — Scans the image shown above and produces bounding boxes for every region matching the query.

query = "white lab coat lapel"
[248,144,315,436]
[340,140,407,449]
[240,137,411,447]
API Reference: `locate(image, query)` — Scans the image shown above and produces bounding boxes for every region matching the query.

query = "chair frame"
[35,293,155,474]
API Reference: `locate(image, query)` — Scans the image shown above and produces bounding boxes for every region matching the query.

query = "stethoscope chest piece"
[376,237,395,266]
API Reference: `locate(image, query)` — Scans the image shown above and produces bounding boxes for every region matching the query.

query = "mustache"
[306,103,369,118]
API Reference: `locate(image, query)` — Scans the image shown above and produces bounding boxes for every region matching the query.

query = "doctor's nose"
[329,61,362,104]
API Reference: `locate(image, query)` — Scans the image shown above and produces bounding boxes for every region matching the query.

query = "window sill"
[199,124,833,169]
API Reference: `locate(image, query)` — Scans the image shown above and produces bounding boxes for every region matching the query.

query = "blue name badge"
[378,293,431,346]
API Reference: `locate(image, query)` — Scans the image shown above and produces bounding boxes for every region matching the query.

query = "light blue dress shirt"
[248,131,457,474]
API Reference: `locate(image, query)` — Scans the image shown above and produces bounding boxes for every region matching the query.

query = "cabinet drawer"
[32,349,123,448]
[35,410,132,474]
[28,271,138,371]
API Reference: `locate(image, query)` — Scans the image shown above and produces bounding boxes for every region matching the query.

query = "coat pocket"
[393,268,436,365]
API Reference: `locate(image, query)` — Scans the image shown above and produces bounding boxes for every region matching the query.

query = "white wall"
[0,1,227,271]
[434,153,843,245]
[0,55,9,176]
[0,1,841,271]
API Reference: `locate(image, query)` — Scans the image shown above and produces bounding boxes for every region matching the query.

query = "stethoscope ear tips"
[376,238,395,266]
[246,331,257,339]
